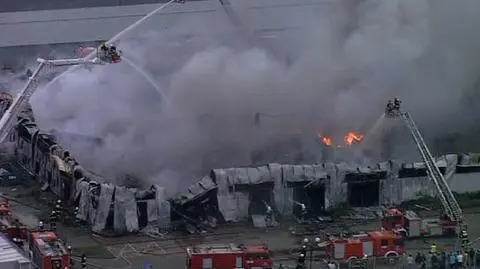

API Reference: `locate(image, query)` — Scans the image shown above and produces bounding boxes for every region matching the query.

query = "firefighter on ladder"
[385,100,394,115]
[99,43,121,63]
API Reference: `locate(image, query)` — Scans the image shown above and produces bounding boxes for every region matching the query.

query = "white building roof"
[0,235,30,265]
[0,0,331,48]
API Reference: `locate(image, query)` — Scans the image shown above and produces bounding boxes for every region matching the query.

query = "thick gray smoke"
[28,0,480,191]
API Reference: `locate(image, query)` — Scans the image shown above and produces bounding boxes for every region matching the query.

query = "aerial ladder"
[385,98,469,251]
[0,44,122,145]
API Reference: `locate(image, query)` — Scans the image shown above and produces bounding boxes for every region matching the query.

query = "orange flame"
[322,136,333,146]
[318,131,364,147]
[344,131,364,145]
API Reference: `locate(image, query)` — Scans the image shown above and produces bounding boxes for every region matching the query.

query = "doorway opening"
[232,182,275,215]
[292,183,325,215]
[347,180,380,207]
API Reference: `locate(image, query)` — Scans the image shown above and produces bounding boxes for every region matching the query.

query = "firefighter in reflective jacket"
[81,254,87,268]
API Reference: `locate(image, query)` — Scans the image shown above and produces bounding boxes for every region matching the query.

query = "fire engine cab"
[0,199,28,240]
[324,230,405,262]
[382,208,457,238]
[28,231,71,269]
[186,243,273,269]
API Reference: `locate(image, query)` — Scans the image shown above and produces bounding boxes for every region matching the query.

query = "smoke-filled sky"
[23,0,480,191]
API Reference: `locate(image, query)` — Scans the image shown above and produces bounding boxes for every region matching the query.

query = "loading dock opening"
[347,180,380,207]
[287,180,326,216]
[293,185,325,215]
[232,182,275,215]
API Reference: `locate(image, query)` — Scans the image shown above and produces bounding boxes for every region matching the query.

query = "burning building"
[3,86,480,231]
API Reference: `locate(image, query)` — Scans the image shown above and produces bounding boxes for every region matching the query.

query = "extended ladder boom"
[400,112,462,222]
[0,56,116,144]
[0,61,46,143]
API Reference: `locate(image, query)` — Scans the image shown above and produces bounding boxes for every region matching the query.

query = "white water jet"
[357,113,386,153]
[42,0,178,92]
[121,55,169,107]
[366,113,386,138]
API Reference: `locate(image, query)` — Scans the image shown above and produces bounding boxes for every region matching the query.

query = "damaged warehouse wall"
[0,93,171,234]
[175,154,480,223]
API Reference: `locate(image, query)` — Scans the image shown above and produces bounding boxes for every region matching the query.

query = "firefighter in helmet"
[99,42,121,63]
[297,253,306,267]
[50,210,57,231]
[55,199,63,222]
[100,43,109,53]
[265,203,273,227]
[393,97,401,110]
[81,254,87,268]
[67,246,74,267]
[55,200,63,212]
[461,230,469,249]
[99,43,112,62]
[73,206,81,225]
[385,100,394,115]
[300,244,307,256]
[299,203,307,222]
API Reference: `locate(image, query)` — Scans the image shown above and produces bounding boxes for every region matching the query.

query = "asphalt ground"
[3,184,480,269]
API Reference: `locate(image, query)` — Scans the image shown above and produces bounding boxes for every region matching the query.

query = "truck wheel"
[385,253,399,264]
[346,256,358,262]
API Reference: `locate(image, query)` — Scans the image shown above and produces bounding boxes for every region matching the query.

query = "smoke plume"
[26,0,480,191]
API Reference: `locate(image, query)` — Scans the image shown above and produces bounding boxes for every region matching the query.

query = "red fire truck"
[324,230,405,262]
[186,243,273,269]
[0,199,28,240]
[381,208,458,238]
[28,231,71,269]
